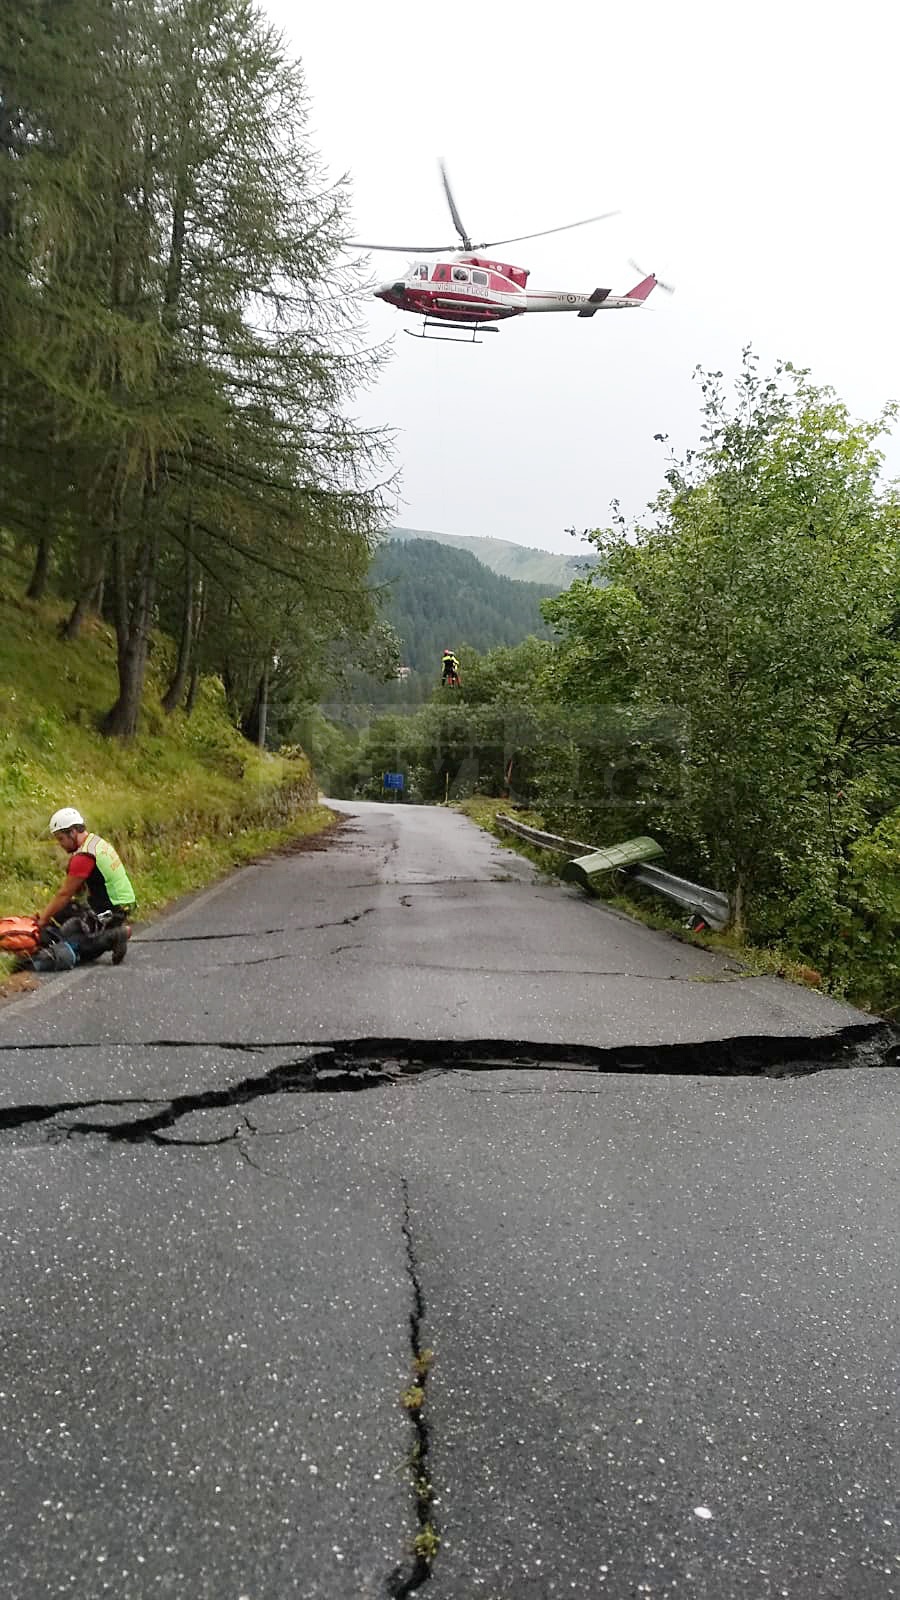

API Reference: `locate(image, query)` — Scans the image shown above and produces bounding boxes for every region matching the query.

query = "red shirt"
[67,850,111,913]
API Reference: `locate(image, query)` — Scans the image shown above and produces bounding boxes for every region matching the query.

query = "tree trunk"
[0,101,17,244]
[164,197,186,330]
[62,546,107,640]
[183,577,206,717]
[728,876,746,940]
[161,544,194,713]
[101,530,159,738]
[185,665,200,717]
[240,664,270,748]
[26,534,52,600]
[102,636,147,739]
[257,661,269,751]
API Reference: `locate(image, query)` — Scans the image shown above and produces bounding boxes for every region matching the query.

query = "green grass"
[0,574,331,968]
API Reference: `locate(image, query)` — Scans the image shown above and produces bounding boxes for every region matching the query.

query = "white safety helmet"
[49,807,85,835]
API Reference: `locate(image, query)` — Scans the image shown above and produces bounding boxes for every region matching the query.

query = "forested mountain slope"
[387,526,596,588]
[373,538,556,673]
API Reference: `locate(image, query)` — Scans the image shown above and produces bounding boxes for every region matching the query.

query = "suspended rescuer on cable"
[441,649,461,687]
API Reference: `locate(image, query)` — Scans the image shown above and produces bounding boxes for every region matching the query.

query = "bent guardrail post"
[562,837,664,890]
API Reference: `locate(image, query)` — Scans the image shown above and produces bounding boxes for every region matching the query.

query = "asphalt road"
[0,802,896,1599]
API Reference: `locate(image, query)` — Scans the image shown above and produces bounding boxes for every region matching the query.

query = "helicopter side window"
[414,263,429,280]
[433,265,449,281]
[472,269,488,286]
[452,267,469,282]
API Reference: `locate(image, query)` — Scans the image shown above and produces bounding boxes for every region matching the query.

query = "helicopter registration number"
[441,279,492,295]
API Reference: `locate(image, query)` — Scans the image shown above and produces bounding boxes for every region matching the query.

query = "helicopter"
[351,162,670,342]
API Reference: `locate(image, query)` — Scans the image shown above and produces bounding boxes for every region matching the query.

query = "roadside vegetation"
[330,358,900,1016]
[0,576,334,982]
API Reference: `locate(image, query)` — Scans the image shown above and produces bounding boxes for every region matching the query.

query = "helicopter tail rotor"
[628,259,675,294]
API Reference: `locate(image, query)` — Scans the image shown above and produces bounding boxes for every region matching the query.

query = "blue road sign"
[383,772,405,791]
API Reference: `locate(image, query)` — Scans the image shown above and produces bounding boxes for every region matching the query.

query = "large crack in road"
[388,1178,438,1598]
[0,1024,895,1147]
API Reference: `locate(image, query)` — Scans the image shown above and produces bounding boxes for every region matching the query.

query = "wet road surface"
[0,802,896,1598]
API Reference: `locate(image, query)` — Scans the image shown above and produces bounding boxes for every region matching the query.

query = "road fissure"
[138,907,377,945]
[388,1178,438,1598]
[0,1026,895,1148]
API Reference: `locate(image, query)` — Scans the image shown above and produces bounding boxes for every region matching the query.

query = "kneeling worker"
[35,808,136,970]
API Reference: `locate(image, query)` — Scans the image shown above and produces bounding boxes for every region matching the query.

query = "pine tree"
[1,0,389,738]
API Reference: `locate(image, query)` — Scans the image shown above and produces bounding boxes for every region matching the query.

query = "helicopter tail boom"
[524,275,659,315]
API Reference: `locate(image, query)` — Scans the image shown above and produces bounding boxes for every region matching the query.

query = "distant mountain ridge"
[386,525,596,589]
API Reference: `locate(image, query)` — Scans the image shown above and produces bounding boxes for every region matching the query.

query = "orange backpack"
[0,916,41,956]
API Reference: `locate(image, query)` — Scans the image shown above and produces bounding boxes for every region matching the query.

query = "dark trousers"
[46,905,129,963]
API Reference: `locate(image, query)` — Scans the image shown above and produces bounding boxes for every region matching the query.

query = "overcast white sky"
[267,0,899,555]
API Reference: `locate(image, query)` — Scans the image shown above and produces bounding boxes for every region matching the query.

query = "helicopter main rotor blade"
[347,241,459,254]
[474,211,620,250]
[439,158,473,251]
[347,206,620,257]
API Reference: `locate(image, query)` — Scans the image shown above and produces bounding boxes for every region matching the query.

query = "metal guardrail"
[494,813,595,856]
[623,862,729,930]
[495,811,729,929]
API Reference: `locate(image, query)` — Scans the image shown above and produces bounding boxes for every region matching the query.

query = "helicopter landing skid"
[406,318,499,344]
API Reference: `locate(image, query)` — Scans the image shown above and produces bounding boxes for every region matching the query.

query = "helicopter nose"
[376,280,406,303]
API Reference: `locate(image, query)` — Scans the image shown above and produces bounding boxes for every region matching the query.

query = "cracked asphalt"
[0,801,897,1598]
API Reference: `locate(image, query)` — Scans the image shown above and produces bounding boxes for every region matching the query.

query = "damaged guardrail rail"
[622,861,729,930]
[495,812,729,930]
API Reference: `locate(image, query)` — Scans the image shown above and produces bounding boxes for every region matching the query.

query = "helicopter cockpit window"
[413,263,429,280]
[472,269,488,286]
[452,267,469,282]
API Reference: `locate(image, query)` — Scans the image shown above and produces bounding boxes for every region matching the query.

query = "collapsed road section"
[0,1024,895,1148]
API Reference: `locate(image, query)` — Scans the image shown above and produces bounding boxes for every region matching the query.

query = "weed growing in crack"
[413,1525,440,1561]
[413,1348,434,1379]
[401,1383,425,1412]
[413,1473,433,1506]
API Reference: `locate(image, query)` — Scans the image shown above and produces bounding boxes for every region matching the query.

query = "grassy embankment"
[457,797,838,1000]
[0,577,332,980]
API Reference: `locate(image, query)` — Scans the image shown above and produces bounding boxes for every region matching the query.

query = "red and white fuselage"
[375,253,657,326]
